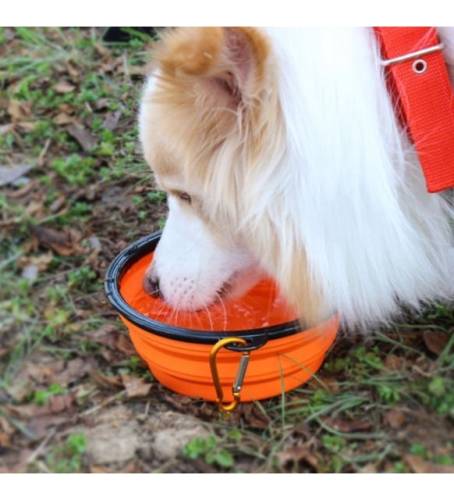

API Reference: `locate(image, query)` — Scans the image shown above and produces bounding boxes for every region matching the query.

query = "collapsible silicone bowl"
[105,232,338,409]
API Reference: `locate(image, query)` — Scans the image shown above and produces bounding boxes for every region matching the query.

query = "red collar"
[374,27,454,193]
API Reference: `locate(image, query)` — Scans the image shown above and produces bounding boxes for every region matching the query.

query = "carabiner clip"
[209,337,250,413]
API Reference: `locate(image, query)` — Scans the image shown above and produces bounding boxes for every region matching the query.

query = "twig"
[80,389,126,417]
[25,428,57,465]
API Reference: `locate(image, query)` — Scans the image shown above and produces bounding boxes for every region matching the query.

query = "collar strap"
[374,27,454,193]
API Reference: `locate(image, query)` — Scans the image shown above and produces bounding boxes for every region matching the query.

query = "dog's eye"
[178,192,192,204]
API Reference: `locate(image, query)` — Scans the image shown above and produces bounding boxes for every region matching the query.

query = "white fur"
[140,27,454,330]
[256,27,453,329]
[150,196,262,310]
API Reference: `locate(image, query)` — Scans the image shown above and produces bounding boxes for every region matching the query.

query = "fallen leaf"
[49,194,67,213]
[53,112,75,126]
[115,334,136,356]
[7,100,31,121]
[7,179,36,198]
[53,81,75,93]
[87,323,117,340]
[32,225,84,256]
[94,42,110,57]
[0,416,15,436]
[239,403,270,429]
[0,164,33,187]
[26,200,44,217]
[385,353,405,371]
[384,409,406,429]
[91,371,123,389]
[66,123,97,152]
[404,454,454,473]
[325,417,372,433]
[277,445,319,471]
[423,331,450,356]
[102,110,122,131]
[26,415,68,441]
[94,98,110,111]
[6,377,33,402]
[120,374,152,398]
[18,253,53,272]
[7,394,74,419]
[125,65,147,76]
[17,122,37,132]
[65,61,80,79]
[0,431,11,447]
[53,358,92,386]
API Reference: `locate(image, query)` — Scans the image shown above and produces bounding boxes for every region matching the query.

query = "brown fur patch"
[140,28,326,326]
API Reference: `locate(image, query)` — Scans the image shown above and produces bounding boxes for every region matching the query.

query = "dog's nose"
[144,275,162,298]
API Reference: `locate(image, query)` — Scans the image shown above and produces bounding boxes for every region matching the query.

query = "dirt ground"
[0,28,453,473]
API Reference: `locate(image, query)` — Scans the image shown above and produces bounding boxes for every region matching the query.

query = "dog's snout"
[144,274,162,298]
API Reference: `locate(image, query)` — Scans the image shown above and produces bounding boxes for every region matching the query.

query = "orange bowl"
[105,232,338,403]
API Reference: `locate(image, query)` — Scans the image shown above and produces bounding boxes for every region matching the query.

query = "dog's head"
[138,27,307,314]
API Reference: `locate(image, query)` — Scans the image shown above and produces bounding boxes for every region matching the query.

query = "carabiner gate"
[209,337,250,413]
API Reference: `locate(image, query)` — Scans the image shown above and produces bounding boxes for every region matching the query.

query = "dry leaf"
[66,61,80,79]
[49,194,67,213]
[384,409,406,429]
[18,253,53,273]
[0,432,11,448]
[115,334,136,356]
[7,394,74,419]
[32,225,84,256]
[422,331,450,356]
[53,358,92,386]
[7,100,31,121]
[53,81,75,93]
[0,164,33,187]
[325,417,372,433]
[125,65,147,76]
[94,98,110,110]
[17,122,37,132]
[404,454,454,473]
[277,445,319,470]
[120,374,152,399]
[102,110,122,131]
[53,112,75,126]
[66,123,97,152]
[26,200,44,217]
[91,371,123,389]
[385,353,405,371]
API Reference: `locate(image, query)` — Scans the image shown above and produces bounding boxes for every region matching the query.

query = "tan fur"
[141,27,325,326]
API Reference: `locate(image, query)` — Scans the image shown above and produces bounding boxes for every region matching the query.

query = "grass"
[0,27,453,473]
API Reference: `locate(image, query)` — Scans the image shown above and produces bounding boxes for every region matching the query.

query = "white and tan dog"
[139,28,454,331]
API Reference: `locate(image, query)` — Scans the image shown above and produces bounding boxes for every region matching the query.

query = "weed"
[183,435,235,470]
[67,266,98,292]
[47,433,87,472]
[32,383,65,405]
[52,154,97,186]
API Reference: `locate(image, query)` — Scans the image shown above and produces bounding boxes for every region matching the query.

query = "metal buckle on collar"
[380,42,444,67]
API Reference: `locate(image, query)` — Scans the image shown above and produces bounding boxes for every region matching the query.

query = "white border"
[0,473,451,499]
[2,0,454,26]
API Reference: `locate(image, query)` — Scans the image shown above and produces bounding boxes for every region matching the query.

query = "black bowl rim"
[104,231,302,350]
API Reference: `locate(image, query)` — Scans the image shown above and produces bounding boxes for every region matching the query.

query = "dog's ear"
[152,27,270,110]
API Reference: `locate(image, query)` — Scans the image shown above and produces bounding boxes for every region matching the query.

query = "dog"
[138,27,454,331]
